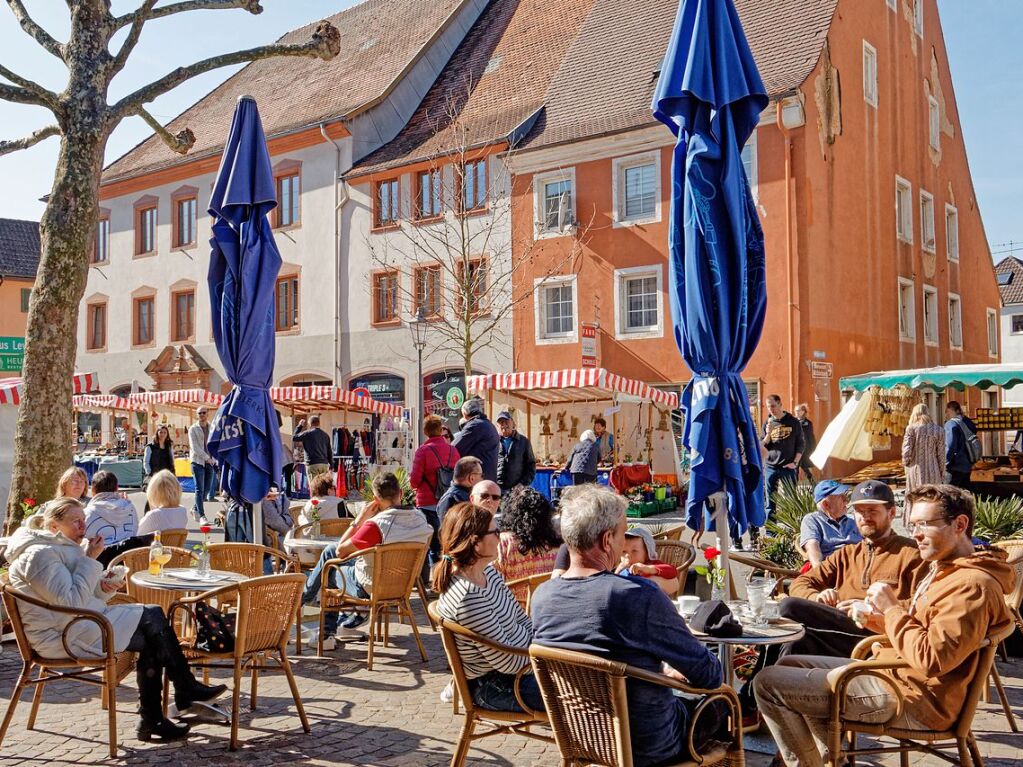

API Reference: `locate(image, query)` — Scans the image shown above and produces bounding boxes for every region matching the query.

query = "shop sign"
[0,336,24,372]
[809,361,833,379]
[581,323,599,368]
[348,373,406,404]
[445,387,464,410]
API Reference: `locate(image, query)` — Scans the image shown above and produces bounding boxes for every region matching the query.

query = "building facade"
[0,218,39,376]
[996,257,1023,408]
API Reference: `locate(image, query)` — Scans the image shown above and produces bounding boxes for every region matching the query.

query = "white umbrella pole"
[251,497,263,545]
[709,490,729,598]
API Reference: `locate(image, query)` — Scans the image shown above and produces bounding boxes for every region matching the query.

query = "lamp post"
[408,308,429,447]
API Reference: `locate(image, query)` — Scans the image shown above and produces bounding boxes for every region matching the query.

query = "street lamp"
[408,308,429,446]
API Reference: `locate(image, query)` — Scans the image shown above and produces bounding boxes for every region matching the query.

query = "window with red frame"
[415,169,442,220]
[456,258,488,315]
[275,275,299,331]
[373,271,400,324]
[375,178,400,227]
[414,265,442,317]
[460,159,487,212]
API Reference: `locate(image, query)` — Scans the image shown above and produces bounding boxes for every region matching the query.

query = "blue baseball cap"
[813,480,850,504]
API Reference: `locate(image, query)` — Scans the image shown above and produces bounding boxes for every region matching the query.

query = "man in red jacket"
[410,414,459,571]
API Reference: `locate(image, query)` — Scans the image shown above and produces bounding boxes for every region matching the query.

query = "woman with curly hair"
[493,485,561,601]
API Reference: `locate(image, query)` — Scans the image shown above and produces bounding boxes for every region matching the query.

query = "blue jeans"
[191,462,216,519]
[468,670,545,713]
[302,544,367,636]
[764,465,797,522]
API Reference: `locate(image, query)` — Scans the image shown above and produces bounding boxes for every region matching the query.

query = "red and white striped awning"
[128,389,224,409]
[270,385,404,417]
[0,371,99,406]
[72,394,144,412]
[467,368,679,408]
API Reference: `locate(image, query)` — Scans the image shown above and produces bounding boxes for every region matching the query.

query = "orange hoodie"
[878,548,1014,730]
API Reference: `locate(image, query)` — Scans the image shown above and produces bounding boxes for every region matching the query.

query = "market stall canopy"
[72,394,145,413]
[0,371,98,406]
[129,389,224,410]
[270,385,404,418]
[840,364,1023,393]
[466,369,679,408]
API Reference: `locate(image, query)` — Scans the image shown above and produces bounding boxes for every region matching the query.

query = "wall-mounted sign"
[809,361,833,380]
[581,323,599,368]
[0,336,25,372]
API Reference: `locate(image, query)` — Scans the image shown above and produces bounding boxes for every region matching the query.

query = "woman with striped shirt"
[434,502,544,713]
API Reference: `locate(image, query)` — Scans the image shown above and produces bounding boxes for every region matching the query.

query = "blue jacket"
[453,415,500,482]
[567,439,600,475]
[945,415,978,474]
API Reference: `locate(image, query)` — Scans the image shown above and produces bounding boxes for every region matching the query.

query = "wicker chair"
[207,542,296,577]
[0,585,137,758]
[505,572,553,615]
[651,524,686,542]
[655,541,697,574]
[160,528,189,548]
[168,573,310,751]
[428,602,552,766]
[294,518,353,540]
[528,643,743,767]
[824,629,1013,767]
[318,541,429,669]
[107,545,196,615]
[726,551,800,598]
[989,539,1023,731]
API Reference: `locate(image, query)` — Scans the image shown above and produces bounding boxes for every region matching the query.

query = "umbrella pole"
[709,490,731,598]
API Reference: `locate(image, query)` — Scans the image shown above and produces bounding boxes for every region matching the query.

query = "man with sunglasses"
[756,484,1014,767]
[470,480,502,515]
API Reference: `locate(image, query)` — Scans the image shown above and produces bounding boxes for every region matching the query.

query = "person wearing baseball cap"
[452,397,500,482]
[495,411,536,493]
[799,480,861,568]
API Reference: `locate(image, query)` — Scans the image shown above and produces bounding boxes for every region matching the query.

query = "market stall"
[813,364,1023,494]
[71,394,148,484]
[270,385,408,499]
[466,368,682,512]
[129,389,225,485]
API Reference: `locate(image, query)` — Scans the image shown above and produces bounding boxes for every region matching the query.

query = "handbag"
[194,600,236,653]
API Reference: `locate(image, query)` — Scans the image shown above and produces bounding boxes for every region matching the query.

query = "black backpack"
[428,444,456,498]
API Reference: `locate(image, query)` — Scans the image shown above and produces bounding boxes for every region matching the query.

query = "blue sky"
[0,1,1019,261]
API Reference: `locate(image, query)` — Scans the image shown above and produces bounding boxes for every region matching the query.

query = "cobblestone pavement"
[0,501,1020,765]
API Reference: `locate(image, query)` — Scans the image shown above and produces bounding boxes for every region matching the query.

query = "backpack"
[428,444,456,498]
[955,419,982,465]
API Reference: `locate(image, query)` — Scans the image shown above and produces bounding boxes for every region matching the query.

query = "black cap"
[849,479,895,507]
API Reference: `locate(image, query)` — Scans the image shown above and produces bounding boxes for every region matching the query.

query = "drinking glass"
[747,578,772,626]
[153,551,172,578]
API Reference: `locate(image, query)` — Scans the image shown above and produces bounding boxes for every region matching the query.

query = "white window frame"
[741,130,759,200]
[988,308,999,358]
[922,285,938,346]
[613,266,664,340]
[534,275,578,344]
[895,176,913,244]
[862,41,878,108]
[612,151,661,227]
[533,168,577,240]
[898,277,916,342]
[948,292,963,350]
[919,190,935,253]
[913,0,924,37]
[928,95,940,150]
[1012,314,1023,335]
[945,203,959,262]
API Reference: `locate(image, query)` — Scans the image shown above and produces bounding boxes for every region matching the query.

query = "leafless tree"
[366,91,592,382]
[1,1,339,527]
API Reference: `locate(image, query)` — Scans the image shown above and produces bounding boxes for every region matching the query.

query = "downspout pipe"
[776,102,797,409]
[320,123,350,386]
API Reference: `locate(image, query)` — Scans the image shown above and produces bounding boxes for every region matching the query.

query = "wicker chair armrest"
[60,611,117,664]
[440,619,531,658]
[511,663,543,718]
[851,634,891,660]
[322,556,360,598]
[728,552,801,579]
[828,659,908,723]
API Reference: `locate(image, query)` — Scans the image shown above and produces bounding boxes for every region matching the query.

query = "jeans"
[418,506,441,584]
[755,655,923,767]
[191,462,216,520]
[302,544,368,636]
[764,465,797,521]
[468,670,545,713]
[126,605,200,722]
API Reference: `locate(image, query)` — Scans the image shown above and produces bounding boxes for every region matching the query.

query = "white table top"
[286,536,335,548]
[690,618,805,646]
[129,567,244,591]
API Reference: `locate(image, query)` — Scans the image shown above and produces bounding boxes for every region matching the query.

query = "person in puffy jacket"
[6,497,226,742]
[566,430,600,485]
[452,398,500,482]
[410,414,460,509]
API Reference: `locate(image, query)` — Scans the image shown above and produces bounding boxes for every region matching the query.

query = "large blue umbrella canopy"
[652,0,769,534]
[206,96,283,504]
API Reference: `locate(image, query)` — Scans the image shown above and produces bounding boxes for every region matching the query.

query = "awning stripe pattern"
[0,372,98,406]
[466,368,679,408]
[269,386,404,417]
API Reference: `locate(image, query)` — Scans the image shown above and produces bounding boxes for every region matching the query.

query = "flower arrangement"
[695,546,726,591]
[307,498,321,523]
[19,497,37,520]
[194,525,212,555]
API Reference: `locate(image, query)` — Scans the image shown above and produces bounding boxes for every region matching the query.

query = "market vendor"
[593,417,614,463]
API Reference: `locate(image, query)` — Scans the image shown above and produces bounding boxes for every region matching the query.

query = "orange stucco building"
[0,218,39,375]
[510,0,999,435]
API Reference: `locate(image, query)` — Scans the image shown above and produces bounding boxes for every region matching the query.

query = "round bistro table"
[689,618,805,687]
[129,567,245,593]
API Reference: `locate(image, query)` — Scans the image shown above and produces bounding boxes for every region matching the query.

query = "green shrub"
[973,495,1023,543]
[361,466,416,507]
[761,479,816,567]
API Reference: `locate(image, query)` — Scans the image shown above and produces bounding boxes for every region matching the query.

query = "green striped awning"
[839,364,1023,393]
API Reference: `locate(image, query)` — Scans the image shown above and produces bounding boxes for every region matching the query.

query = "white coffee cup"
[677,595,700,617]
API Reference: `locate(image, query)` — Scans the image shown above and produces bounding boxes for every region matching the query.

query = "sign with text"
[0,336,25,372]
[809,361,833,379]
[581,323,599,368]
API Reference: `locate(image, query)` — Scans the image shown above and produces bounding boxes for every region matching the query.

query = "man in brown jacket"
[755,484,1013,767]
[777,479,928,658]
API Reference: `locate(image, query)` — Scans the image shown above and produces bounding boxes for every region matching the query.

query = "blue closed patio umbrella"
[206,96,284,514]
[652,0,768,539]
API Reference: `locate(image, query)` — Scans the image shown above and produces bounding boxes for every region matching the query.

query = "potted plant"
[761,479,816,570]
[974,495,1023,543]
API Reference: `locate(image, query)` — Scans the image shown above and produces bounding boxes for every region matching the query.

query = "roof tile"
[996,257,1023,306]
[0,218,40,279]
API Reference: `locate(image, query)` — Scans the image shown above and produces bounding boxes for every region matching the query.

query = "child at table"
[551,526,680,596]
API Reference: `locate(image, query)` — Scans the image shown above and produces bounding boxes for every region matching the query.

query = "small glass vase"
[310,520,321,539]
[196,549,211,578]
[711,582,727,602]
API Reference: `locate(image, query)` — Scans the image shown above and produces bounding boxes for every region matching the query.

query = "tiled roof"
[0,218,40,279]
[519,0,839,151]
[102,0,469,183]
[996,257,1023,306]
[350,0,597,176]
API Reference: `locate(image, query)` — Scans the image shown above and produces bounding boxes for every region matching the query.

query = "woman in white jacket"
[7,497,226,741]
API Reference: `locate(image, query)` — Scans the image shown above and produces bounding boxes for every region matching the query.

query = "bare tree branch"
[6,0,64,59]
[0,81,52,107]
[110,0,159,74]
[114,0,264,30]
[133,106,195,154]
[0,63,59,108]
[0,124,60,157]
[112,20,340,116]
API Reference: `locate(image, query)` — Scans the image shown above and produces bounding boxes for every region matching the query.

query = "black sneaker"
[176,681,227,710]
